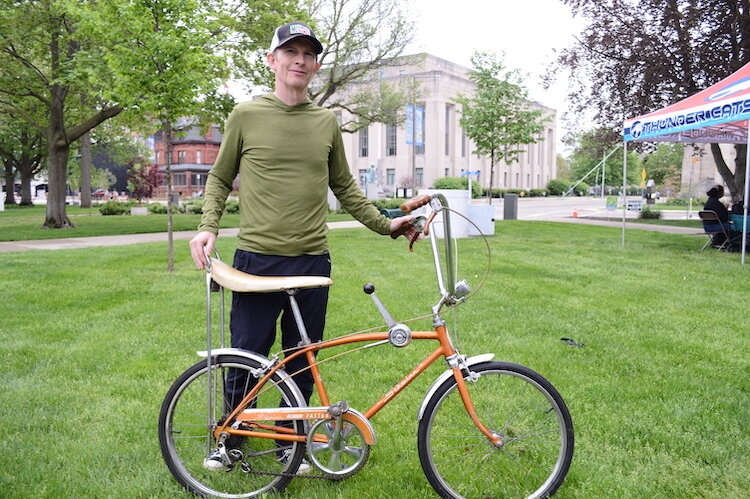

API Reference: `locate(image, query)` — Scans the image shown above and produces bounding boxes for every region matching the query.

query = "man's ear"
[266,52,276,70]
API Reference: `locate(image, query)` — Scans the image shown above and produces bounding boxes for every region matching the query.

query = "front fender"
[197,347,307,410]
[418,353,495,420]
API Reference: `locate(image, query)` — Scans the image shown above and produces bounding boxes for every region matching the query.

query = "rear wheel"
[418,361,574,498]
[158,355,305,497]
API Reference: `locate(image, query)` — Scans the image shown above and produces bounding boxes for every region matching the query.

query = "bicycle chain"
[237,461,340,481]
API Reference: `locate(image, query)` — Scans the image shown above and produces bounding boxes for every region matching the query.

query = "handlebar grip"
[399,194,432,214]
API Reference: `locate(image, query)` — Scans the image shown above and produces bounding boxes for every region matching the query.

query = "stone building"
[329,53,557,197]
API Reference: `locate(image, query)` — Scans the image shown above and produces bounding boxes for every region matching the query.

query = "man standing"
[189,21,415,412]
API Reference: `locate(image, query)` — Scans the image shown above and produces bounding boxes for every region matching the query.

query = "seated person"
[703,184,732,247]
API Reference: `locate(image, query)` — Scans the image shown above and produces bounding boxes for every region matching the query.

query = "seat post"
[286,290,312,345]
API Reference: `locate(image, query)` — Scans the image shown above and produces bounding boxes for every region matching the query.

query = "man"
[189,21,417,464]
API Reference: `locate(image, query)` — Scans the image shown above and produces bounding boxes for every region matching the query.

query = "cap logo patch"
[289,24,311,36]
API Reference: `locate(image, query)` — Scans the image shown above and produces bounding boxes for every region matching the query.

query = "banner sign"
[623,62,750,144]
[405,105,424,146]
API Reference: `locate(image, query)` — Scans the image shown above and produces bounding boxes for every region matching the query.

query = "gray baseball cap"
[269,22,323,54]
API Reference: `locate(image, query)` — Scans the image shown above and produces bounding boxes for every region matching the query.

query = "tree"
[0,118,44,205]
[0,0,124,228]
[644,143,683,191]
[230,0,417,132]
[127,157,160,202]
[567,129,641,191]
[547,0,750,201]
[457,51,550,202]
[79,0,236,271]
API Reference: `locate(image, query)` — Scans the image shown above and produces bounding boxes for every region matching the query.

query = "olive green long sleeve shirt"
[198,93,391,256]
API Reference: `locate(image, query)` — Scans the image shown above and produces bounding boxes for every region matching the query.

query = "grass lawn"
[0,204,354,242]
[1,221,749,498]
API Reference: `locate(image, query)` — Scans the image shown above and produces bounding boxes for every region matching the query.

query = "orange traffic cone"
[572,208,579,218]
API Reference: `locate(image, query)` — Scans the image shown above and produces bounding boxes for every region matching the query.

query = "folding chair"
[698,210,731,251]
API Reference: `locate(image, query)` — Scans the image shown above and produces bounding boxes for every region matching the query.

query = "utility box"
[504,194,518,220]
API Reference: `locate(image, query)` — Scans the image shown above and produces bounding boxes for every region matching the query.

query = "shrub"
[184,198,204,214]
[225,200,239,214]
[432,177,482,198]
[528,189,548,197]
[639,207,662,219]
[148,202,167,214]
[547,179,571,196]
[99,201,131,216]
[573,182,589,196]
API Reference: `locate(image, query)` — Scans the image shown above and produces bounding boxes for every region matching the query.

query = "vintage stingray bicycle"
[158,194,574,498]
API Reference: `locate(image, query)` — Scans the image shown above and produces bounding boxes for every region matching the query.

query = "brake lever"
[390,215,427,252]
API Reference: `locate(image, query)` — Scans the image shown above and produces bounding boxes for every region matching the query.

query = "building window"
[445,104,453,156]
[174,173,187,186]
[359,126,369,157]
[416,168,424,187]
[177,150,186,163]
[416,107,425,155]
[196,151,202,164]
[192,174,206,186]
[444,168,449,177]
[386,124,397,156]
[386,168,395,186]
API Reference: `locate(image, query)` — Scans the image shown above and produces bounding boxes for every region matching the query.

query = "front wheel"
[417,361,574,498]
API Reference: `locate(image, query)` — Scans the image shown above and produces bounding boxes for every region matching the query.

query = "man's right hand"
[189,231,217,270]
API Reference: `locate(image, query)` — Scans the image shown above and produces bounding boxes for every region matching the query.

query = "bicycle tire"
[158,354,305,497]
[417,361,574,498]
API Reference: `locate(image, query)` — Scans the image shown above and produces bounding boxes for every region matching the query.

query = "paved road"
[0,200,701,253]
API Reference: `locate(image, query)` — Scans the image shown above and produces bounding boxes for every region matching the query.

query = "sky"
[406,0,586,146]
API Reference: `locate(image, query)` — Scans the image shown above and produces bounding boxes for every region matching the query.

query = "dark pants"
[224,249,331,410]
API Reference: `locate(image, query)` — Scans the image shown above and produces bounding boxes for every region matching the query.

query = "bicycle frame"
[207,194,501,448]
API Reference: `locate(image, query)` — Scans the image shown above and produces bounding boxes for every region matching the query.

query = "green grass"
[1,221,749,498]
[0,204,353,242]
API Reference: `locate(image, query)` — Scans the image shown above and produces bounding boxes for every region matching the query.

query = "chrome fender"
[197,347,307,410]
[418,353,495,420]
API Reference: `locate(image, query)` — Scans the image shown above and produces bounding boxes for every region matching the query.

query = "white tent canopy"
[622,62,750,260]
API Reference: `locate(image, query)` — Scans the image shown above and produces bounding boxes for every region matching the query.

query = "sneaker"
[203,435,245,471]
[203,448,228,471]
[278,448,312,474]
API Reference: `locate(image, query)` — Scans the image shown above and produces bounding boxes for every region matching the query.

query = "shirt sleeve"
[197,109,243,234]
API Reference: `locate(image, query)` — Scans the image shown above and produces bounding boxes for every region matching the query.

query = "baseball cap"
[269,22,323,55]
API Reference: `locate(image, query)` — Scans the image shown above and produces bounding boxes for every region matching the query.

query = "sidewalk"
[0,221,364,253]
[0,217,698,253]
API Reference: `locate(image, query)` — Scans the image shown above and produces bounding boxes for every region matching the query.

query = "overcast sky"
[406,0,586,145]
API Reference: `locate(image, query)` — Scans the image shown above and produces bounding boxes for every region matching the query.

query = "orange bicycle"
[158,194,574,498]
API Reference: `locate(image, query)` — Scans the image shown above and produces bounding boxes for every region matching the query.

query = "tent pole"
[743,121,750,263]
[622,141,627,247]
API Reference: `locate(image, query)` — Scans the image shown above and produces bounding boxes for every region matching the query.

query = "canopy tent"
[622,61,750,261]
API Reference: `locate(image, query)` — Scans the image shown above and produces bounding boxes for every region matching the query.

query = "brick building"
[152,123,228,199]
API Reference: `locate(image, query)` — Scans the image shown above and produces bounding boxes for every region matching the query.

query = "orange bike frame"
[216,322,500,445]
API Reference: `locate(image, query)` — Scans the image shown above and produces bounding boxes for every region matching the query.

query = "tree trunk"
[488,150,495,204]
[164,123,175,272]
[733,144,747,203]
[710,143,740,202]
[44,87,74,228]
[80,131,92,208]
[19,167,34,205]
[3,161,16,205]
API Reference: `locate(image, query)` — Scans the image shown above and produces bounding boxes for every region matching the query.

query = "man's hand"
[189,231,217,270]
[389,215,425,249]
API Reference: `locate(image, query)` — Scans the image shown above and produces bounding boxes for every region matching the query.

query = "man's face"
[267,38,321,92]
